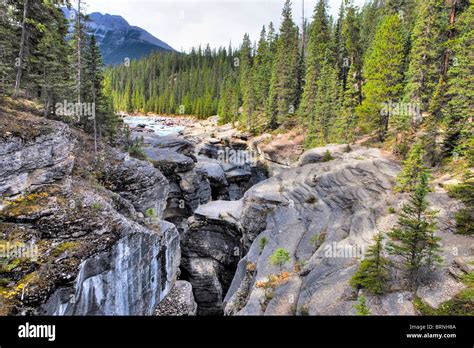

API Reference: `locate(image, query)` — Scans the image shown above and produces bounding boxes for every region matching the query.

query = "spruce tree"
[37,1,74,118]
[356,14,407,141]
[404,0,448,112]
[341,0,364,143]
[298,0,331,125]
[387,170,442,288]
[240,33,254,130]
[396,142,427,193]
[354,295,371,315]
[310,56,340,146]
[13,0,30,98]
[266,0,300,129]
[83,35,118,140]
[334,1,348,90]
[350,233,390,295]
[252,26,272,132]
[360,0,384,55]
[0,1,16,96]
[441,1,473,159]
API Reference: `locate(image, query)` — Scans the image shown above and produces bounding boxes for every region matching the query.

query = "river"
[123,116,187,136]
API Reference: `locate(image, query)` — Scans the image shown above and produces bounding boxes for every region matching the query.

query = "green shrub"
[128,144,147,161]
[91,203,103,211]
[259,237,268,251]
[270,248,290,272]
[354,296,371,316]
[145,208,156,218]
[322,150,334,162]
[310,232,326,251]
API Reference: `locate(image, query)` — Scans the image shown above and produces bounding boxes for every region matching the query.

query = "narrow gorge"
[1,108,471,317]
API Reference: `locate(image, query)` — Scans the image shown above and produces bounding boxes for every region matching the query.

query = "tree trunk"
[77,0,82,104]
[442,0,459,77]
[14,0,30,99]
[93,87,98,158]
[43,66,48,117]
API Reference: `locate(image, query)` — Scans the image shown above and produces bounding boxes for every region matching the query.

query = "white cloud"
[81,0,366,52]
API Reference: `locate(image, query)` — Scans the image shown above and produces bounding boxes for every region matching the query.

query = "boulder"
[196,156,227,188]
[131,133,194,156]
[297,144,351,167]
[144,147,195,175]
[177,167,212,212]
[155,280,198,316]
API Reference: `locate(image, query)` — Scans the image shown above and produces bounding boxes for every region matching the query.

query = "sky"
[82,0,367,52]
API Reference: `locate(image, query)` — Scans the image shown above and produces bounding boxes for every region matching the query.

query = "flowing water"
[123,116,186,136]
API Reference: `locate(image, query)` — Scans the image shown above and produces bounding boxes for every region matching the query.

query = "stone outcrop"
[297,144,351,167]
[219,146,472,315]
[0,114,180,316]
[155,280,198,316]
[42,220,180,315]
[181,201,243,315]
[250,132,304,176]
[98,148,170,219]
[0,118,74,198]
[130,132,212,231]
[221,148,399,315]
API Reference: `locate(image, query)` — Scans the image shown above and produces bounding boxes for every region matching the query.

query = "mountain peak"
[88,12,130,29]
[62,8,176,65]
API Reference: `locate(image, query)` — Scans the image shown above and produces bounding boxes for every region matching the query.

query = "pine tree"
[270,248,290,273]
[251,26,273,132]
[354,295,371,315]
[396,142,427,193]
[298,0,331,125]
[37,1,74,118]
[305,56,340,147]
[266,0,300,129]
[356,14,407,141]
[240,33,254,130]
[341,0,364,143]
[387,170,442,288]
[350,233,390,295]
[404,0,448,112]
[441,0,473,159]
[0,1,17,96]
[13,0,30,98]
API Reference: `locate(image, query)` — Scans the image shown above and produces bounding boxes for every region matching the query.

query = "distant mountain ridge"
[62,8,176,65]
